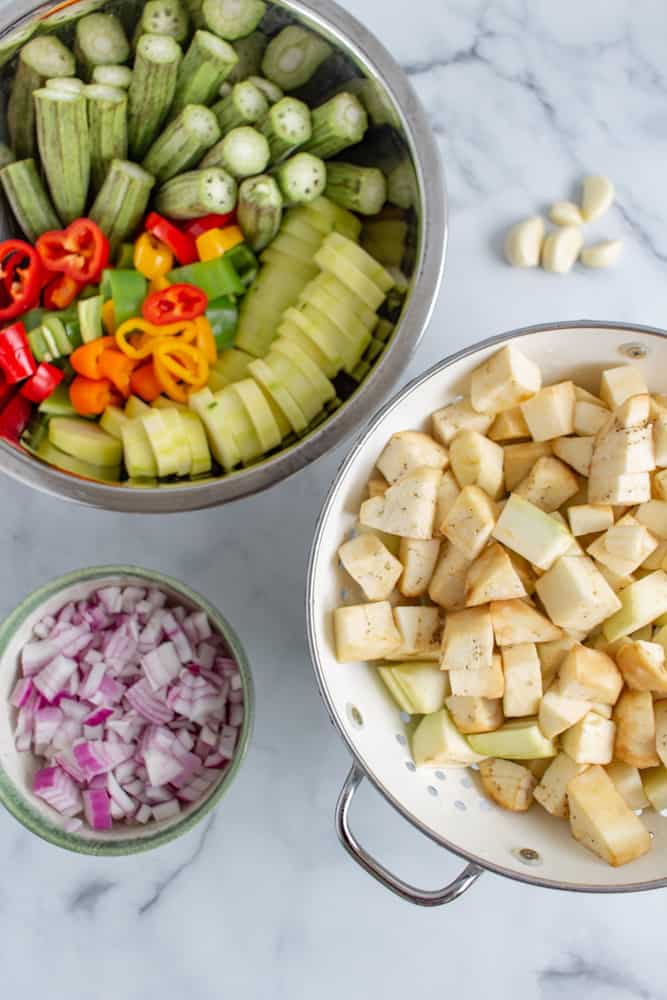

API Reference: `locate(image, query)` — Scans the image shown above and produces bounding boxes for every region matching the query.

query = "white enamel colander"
[306,321,667,905]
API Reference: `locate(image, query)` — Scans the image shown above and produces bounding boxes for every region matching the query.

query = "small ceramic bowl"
[0,565,253,855]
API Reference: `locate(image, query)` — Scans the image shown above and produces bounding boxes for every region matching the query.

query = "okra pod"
[127,33,182,160]
[301,92,368,159]
[387,159,417,210]
[74,13,130,78]
[259,95,311,163]
[211,79,267,131]
[325,162,387,215]
[7,36,76,159]
[261,25,331,90]
[274,151,326,205]
[34,88,90,223]
[45,76,86,94]
[170,30,238,117]
[226,30,267,83]
[201,125,269,177]
[134,0,190,45]
[201,0,266,40]
[92,64,133,89]
[85,83,128,194]
[247,75,283,104]
[237,174,282,251]
[142,103,221,181]
[89,159,156,252]
[0,158,61,242]
[0,143,15,170]
[155,166,237,218]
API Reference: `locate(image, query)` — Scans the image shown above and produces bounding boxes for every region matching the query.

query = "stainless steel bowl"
[0,0,446,512]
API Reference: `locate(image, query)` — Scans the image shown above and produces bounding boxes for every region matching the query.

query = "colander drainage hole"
[427,785,438,797]
[434,770,447,781]
[405,760,416,773]
[395,733,407,747]
[399,711,411,724]
[513,847,542,866]
[346,703,364,729]
[454,800,466,812]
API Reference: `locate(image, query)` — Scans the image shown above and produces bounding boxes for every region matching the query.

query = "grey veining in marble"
[2,1,667,998]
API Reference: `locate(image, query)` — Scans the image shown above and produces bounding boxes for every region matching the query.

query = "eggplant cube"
[501,642,543,717]
[536,555,621,632]
[552,436,594,477]
[440,606,494,673]
[434,470,460,535]
[445,695,503,734]
[504,441,553,491]
[376,430,449,484]
[492,494,573,570]
[587,471,651,505]
[411,708,486,767]
[599,367,648,408]
[338,534,403,601]
[390,605,442,661]
[574,401,609,436]
[635,500,667,539]
[449,430,504,499]
[398,537,440,597]
[431,399,492,446]
[441,485,497,560]
[613,689,660,768]
[360,466,442,539]
[602,570,667,641]
[654,415,667,467]
[468,719,556,759]
[488,407,530,442]
[561,711,615,764]
[378,662,449,715]
[449,654,505,698]
[464,542,526,607]
[539,688,590,738]
[479,758,536,811]
[521,381,576,442]
[334,602,401,662]
[617,640,667,693]
[654,701,667,767]
[490,598,562,645]
[567,504,614,537]
[534,752,587,818]
[514,455,580,512]
[558,644,623,704]
[606,761,650,811]
[428,542,471,610]
[567,765,651,866]
[470,345,542,415]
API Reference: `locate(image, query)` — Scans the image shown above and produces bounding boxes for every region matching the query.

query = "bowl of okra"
[0,0,446,512]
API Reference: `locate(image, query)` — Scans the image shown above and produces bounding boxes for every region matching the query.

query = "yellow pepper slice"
[149,274,171,294]
[193,316,217,364]
[152,354,189,403]
[196,225,244,261]
[134,232,174,279]
[101,299,116,335]
[153,340,209,401]
[115,317,194,359]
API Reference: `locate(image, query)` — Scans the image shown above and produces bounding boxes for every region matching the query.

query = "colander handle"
[335,763,484,906]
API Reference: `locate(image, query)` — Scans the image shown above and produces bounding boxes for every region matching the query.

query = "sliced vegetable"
[43,273,83,311]
[49,415,123,466]
[34,89,90,224]
[201,0,266,40]
[143,103,221,182]
[155,167,237,220]
[168,255,244,299]
[130,361,163,402]
[8,36,76,159]
[99,349,136,397]
[0,322,37,384]
[84,83,128,194]
[236,174,283,251]
[78,295,104,344]
[301,92,368,160]
[325,162,387,216]
[74,13,130,78]
[0,240,45,320]
[274,151,326,205]
[205,295,237,351]
[261,25,332,91]
[146,212,198,265]
[134,232,174,279]
[89,160,156,254]
[0,159,61,244]
[36,219,110,285]
[127,33,182,161]
[92,65,133,90]
[211,79,267,132]
[71,336,115,379]
[182,212,235,238]
[109,270,148,326]
[143,284,208,324]
[69,374,115,415]
[195,225,243,260]
[134,0,189,44]
[170,30,238,117]
[259,96,311,163]
[202,125,270,178]
[0,393,33,441]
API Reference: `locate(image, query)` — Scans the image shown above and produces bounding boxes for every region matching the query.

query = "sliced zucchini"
[151,396,188,411]
[36,439,121,481]
[100,405,129,439]
[256,246,318,278]
[214,386,263,463]
[231,377,282,451]
[38,383,76,417]
[284,205,332,236]
[271,337,335,403]
[308,271,378,329]
[125,395,152,418]
[280,212,324,243]
[121,418,158,478]
[314,243,385,310]
[324,231,394,291]
[298,283,375,342]
[277,319,338,378]
[305,196,361,241]
[256,382,291,438]
[267,228,320,258]
[180,409,212,476]
[248,358,307,433]
[142,409,191,477]
[49,416,123,467]
[263,349,322,421]
[212,347,254,384]
[189,386,241,471]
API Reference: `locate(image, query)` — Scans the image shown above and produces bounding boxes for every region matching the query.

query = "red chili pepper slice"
[142,283,208,325]
[36,219,110,285]
[20,362,64,403]
[182,212,236,239]
[0,240,44,321]
[0,321,37,384]
[145,212,198,266]
[0,392,33,442]
[43,272,84,311]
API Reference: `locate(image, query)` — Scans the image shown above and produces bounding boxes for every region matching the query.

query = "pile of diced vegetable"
[13,582,244,831]
[0,0,411,485]
[333,346,667,868]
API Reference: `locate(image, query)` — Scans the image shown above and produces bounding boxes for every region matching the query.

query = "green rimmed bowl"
[0,565,254,855]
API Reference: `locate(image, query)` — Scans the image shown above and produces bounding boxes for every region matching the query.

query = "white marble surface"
[2,1,667,997]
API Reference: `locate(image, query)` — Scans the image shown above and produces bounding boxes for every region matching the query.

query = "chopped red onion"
[135,803,152,823]
[82,788,112,830]
[142,641,181,690]
[11,677,33,708]
[152,799,180,822]
[33,654,77,702]
[144,749,183,787]
[98,587,122,614]
[34,765,82,816]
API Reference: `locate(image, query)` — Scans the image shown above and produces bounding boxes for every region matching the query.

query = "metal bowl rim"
[306,318,667,894]
[0,0,447,513]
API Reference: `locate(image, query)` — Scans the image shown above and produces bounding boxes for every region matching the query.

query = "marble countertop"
[2,1,667,997]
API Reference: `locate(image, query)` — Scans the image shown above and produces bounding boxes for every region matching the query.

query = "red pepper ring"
[145,212,198,266]
[182,212,236,239]
[0,240,44,321]
[36,219,110,285]
[43,272,84,311]
[142,283,208,325]
[0,321,37,385]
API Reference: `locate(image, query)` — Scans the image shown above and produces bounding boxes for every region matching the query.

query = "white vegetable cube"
[441,485,497,560]
[376,430,449,484]
[398,538,440,597]
[536,556,621,632]
[412,708,486,767]
[490,598,562,645]
[488,407,530,442]
[470,345,542,415]
[599,366,648,408]
[338,534,403,600]
[504,441,552,491]
[449,430,504,499]
[602,571,667,641]
[591,423,655,478]
[635,500,667,539]
[574,401,609,436]
[445,695,504,734]
[520,381,575,442]
[440,606,494,672]
[334,602,401,662]
[434,471,460,534]
[654,701,667,767]
[552,436,593,477]
[359,466,442,539]
[501,642,542,717]
[613,689,660,768]
[492,494,572,570]
[561,712,615,764]
[567,504,614,537]
[534,752,587,818]
[464,542,526,607]
[539,688,590,738]
[587,516,658,577]
[467,719,556,759]
[653,469,667,500]
[606,762,650,811]
[514,455,579,511]
[537,634,579,689]
[567,765,651,866]
[378,662,449,715]
[557,644,623,704]
[617,640,667,693]
[654,416,667,467]
[449,654,505,698]
[428,542,471,610]
[641,766,667,811]
[588,471,651,505]
[479,759,536,812]
[431,399,492,446]
[640,538,667,570]
[367,476,388,498]
[389,605,442,661]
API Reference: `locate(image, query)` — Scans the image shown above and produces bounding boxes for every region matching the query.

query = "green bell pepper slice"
[206,295,238,352]
[110,270,148,327]
[168,256,245,300]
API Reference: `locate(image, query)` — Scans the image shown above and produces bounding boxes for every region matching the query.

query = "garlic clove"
[549,201,584,226]
[504,216,545,268]
[581,175,615,222]
[579,239,622,269]
[541,226,583,274]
